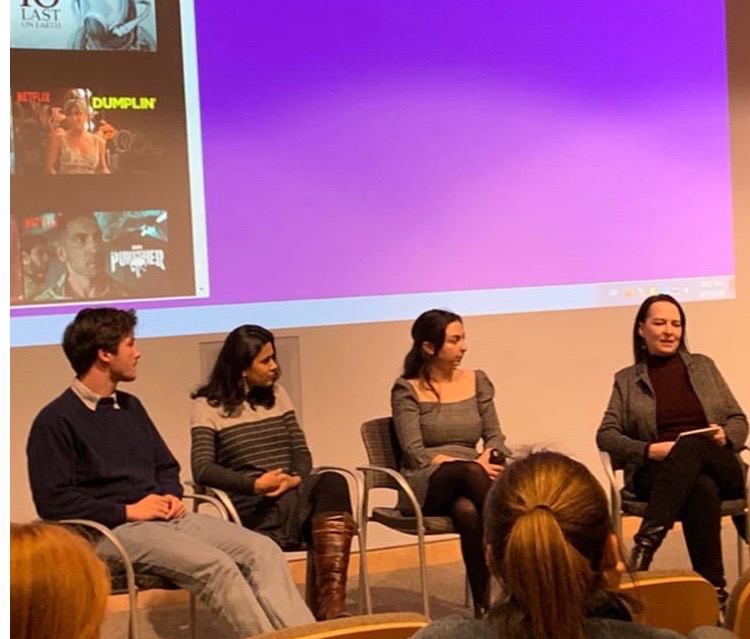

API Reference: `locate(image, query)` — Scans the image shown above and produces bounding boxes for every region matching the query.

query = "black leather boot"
[629,522,669,571]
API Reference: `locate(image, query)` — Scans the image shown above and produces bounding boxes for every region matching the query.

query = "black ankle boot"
[472,584,490,619]
[629,523,669,571]
[716,586,729,626]
[629,544,656,571]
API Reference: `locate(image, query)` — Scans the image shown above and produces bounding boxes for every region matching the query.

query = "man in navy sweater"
[27,307,314,637]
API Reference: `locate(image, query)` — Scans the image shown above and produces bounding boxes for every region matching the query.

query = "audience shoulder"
[412,615,486,639]
[585,618,684,639]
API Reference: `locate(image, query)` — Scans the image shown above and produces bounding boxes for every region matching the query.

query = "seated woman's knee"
[458,460,488,483]
[315,473,349,500]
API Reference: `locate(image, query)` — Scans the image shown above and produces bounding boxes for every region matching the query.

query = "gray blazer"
[596,351,747,478]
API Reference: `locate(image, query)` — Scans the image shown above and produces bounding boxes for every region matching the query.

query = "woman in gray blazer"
[596,294,747,607]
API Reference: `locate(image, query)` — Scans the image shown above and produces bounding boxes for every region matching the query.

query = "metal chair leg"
[357,539,369,615]
[359,484,373,614]
[416,526,430,617]
[128,589,140,639]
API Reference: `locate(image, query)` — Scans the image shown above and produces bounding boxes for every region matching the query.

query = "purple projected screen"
[196,0,733,303]
[9,0,735,346]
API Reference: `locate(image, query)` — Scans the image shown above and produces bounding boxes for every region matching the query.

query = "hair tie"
[532,504,553,513]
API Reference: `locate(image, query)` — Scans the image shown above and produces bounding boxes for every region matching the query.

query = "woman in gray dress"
[391,309,511,618]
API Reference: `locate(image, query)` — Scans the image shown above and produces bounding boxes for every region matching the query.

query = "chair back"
[618,571,719,635]
[361,418,403,490]
[253,612,429,639]
[726,568,750,637]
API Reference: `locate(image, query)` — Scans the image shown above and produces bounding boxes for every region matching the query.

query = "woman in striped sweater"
[190,325,355,620]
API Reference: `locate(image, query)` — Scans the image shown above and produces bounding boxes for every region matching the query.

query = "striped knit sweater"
[190,385,312,516]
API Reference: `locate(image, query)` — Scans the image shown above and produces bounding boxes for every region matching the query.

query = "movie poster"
[12,209,170,305]
[11,87,162,176]
[10,0,157,52]
[10,1,208,311]
[10,216,24,303]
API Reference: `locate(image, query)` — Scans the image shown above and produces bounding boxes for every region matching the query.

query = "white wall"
[10,4,750,548]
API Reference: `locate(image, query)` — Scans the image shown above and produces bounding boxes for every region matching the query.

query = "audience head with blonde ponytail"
[11,522,110,639]
[484,451,617,639]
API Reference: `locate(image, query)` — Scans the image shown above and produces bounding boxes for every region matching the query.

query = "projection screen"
[9,0,736,346]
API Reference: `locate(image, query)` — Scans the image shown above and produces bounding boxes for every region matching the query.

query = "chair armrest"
[739,447,750,495]
[57,518,134,575]
[599,450,623,489]
[185,481,238,523]
[739,447,750,554]
[54,518,139,629]
[356,465,427,531]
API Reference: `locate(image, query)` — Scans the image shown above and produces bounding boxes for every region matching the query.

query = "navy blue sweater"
[27,388,183,528]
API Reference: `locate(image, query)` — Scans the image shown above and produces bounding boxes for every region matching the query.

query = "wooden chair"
[54,492,228,639]
[598,450,750,572]
[618,570,720,635]
[725,568,750,637]
[358,417,469,617]
[253,611,429,639]
[189,465,369,614]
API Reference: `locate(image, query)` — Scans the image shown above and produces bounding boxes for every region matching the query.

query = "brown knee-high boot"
[310,512,356,620]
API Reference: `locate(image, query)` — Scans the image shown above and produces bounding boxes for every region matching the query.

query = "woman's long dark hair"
[631,294,688,363]
[402,309,462,396]
[192,325,278,414]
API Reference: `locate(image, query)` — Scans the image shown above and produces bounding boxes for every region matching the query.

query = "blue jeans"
[97,513,314,637]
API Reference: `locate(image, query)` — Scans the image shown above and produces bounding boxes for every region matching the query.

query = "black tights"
[634,436,744,587]
[423,461,492,612]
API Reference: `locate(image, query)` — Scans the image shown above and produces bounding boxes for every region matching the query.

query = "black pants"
[423,460,492,612]
[633,436,744,587]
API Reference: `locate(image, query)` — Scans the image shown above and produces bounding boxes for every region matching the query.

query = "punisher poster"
[11,209,170,305]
